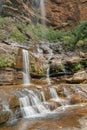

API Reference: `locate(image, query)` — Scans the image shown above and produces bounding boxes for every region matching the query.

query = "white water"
[22,49,30,85]
[47,64,51,85]
[46,49,53,85]
[40,0,47,40]
[19,96,30,107]
[40,0,46,26]
[40,91,46,102]
[19,89,50,118]
[49,87,60,100]
[49,87,68,109]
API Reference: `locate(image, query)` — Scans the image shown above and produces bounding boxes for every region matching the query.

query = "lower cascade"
[5,85,86,120]
[18,89,50,118]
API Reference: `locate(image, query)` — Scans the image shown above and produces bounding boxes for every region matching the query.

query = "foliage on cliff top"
[0,17,87,51]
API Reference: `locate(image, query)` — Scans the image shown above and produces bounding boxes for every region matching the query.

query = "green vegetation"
[74,63,83,71]
[0,55,15,68]
[9,26,26,43]
[31,65,45,77]
[0,17,87,51]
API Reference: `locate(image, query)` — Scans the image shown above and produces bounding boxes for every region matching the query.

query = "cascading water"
[19,96,36,118]
[46,49,53,85]
[18,89,50,118]
[49,87,60,100]
[0,85,87,124]
[22,49,30,85]
[40,91,46,102]
[40,0,47,40]
[49,87,69,109]
[40,0,46,26]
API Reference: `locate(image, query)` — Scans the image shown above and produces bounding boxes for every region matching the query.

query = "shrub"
[9,26,26,43]
[0,55,15,68]
[0,17,6,27]
[74,63,83,71]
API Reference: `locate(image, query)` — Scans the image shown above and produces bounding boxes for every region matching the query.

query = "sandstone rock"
[0,68,15,85]
[0,111,11,124]
[70,93,87,104]
[66,56,82,64]
[1,0,80,29]
[9,96,19,109]
[16,48,23,70]
[72,71,87,83]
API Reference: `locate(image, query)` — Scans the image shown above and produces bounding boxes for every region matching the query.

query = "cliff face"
[1,0,87,29]
[79,0,87,20]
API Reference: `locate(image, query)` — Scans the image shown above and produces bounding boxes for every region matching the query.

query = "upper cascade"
[1,0,87,29]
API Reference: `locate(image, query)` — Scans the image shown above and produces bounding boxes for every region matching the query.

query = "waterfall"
[49,87,67,108]
[40,0,46,26]
[40,0,47,40]
[19,96,36,118]
[46,49,53,85]
[22,49,30,85]
[49,87,60,100]
[40,91,46,102]
[47,64,51,85]
[19,89,50,118]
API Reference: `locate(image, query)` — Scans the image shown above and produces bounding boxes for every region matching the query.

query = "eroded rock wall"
[0,0,84,29]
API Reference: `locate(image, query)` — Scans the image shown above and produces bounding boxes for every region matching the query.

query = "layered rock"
[1,0,80,29]
[79,0,87,20]
[0,42,87,85]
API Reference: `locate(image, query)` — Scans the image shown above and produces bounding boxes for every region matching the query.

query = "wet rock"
[70,93,87,104]
[9,95,20,109]
[0,111,11,124]
[49,42,63,54]
[16,48,23,70]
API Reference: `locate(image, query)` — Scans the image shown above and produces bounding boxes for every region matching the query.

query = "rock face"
[79,0,87,21]
[0,0,82,29]
[0,68,15,85]
[0,42,87,85]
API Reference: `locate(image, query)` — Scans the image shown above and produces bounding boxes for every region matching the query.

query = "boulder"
[70,93,87,104]
[0,111,11,124]
[72,71,87,83]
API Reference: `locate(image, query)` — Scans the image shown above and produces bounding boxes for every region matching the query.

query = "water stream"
[22,49,30,85]
[18,89,50,118]
[40,0,46,26]
[46,49,53,85]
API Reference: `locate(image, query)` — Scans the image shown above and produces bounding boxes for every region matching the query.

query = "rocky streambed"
[0,42,87,85]
[0,84,87,127]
